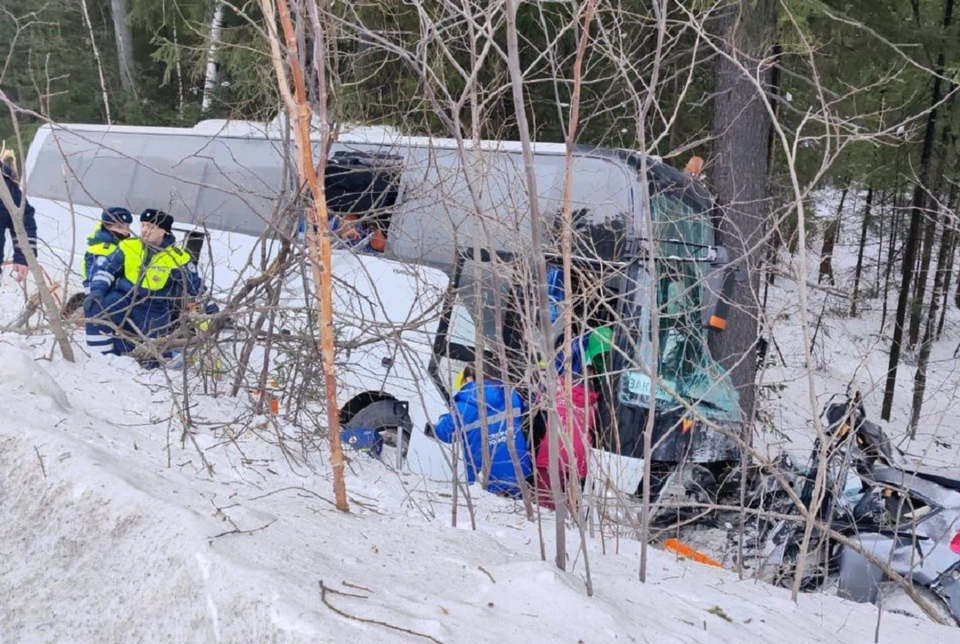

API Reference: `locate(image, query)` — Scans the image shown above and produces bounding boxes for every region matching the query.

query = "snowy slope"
[4,185,960,642]
[0,337,955,642]
[759,188,960,470]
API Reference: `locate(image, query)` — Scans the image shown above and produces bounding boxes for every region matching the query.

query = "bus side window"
[325,151,402,252]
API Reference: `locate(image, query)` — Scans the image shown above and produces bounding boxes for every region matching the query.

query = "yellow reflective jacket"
[119,238,193,291]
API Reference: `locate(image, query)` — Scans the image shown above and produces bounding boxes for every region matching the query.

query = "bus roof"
[35,119,652,165]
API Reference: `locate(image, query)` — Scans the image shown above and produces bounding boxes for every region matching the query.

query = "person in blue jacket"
[85,209,202,358]
[82,207,133,290]
[433,364,532,498]
[82,207,134,353]
[0,161,38,283]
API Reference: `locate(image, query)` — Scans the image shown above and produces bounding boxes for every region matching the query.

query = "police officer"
[85,209,202,358]
[82,207,134,353]
[83,207,133,290]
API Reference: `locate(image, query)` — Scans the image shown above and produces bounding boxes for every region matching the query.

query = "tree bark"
[110,0,136,94]
[818,186,847,286]
[938,235,956,335]
[260,0,348,511]
[936,185,958,338]
[202,1,225,112]
[909,190,944,345]
[850,186,873,317]
[910,215,954,436]
[707,0,777,420]
[80,0,112,124]
[880,191,902,332]
[875,190,885,287]
[881,0,954,420]
[505,0,565,571]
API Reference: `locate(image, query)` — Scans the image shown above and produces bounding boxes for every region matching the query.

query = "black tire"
[344,400,413,457]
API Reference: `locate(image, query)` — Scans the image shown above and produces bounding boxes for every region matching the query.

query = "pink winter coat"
[535,383,599,480]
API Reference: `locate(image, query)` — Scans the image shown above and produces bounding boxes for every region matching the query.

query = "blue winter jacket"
[83,225,127,289]
[89,233,203,337]
[0,166,37,266]
[434,380,532,496]
[547,264,565,325]
[554,331,591,378]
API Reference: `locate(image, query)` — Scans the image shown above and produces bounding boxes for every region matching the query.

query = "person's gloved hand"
[82,293,102,313]
[12,264,28,283]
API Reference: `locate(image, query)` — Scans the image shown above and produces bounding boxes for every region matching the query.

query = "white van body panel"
[23,121,648,490]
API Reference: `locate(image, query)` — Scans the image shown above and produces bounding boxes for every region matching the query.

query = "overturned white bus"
[24,118,741,497]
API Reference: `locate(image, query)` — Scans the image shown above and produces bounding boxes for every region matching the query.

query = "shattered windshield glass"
[618,191,741,422]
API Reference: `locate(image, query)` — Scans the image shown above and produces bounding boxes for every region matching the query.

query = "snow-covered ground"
[1,338,952,644]
[4,188,960,643]
[760,188,960,470]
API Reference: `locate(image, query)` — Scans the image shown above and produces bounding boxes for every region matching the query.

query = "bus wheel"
[343,399,413,458]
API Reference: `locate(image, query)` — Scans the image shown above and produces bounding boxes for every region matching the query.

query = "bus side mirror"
[701,246,735,332]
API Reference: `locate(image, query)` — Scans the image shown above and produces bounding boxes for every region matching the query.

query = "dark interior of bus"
[323,151,402,243]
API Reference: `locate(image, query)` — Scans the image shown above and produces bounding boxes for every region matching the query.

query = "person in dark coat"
[433,364,532,498]
[82,207,134,353]
[83,207,133,289]
[0,162,38,283]
[85,209,202,357]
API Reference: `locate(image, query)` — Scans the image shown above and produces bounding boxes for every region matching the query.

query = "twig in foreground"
[34,445,46,477]
[319,579,444,644]
[208,518,277,541]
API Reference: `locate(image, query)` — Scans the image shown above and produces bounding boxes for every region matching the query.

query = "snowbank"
[0,335,951,644]
[4,185,960,642]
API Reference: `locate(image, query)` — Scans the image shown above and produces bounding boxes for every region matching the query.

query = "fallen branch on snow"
[208,518,277,541]
[319,579,444,644]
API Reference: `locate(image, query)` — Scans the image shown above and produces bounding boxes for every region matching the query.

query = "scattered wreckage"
[651,393,960,626]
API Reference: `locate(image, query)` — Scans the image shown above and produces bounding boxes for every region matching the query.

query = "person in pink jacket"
[535,368,600,509]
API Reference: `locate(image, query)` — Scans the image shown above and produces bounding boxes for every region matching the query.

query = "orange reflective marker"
[685,155,704,177]
[681,417,695,434]
[664,538,723,568]
[708,315,727,331]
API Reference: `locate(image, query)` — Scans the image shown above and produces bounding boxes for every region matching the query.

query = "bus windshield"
[618,189,741,422]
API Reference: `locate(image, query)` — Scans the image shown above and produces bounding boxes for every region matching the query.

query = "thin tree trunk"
[558,0,598,595]
[850,186,873,317]
[909,216,953,436]
[202,1,225,112]
[79,0,112,125]
[909,198,940,346]
[880,191,902,331]
[110,0,136,95]
[505,0,565,570]
[939,224,956,338]
[913,97,958,343]
[935,184,958,339]
[875,190,885,288]
[260,0,348,511]
[818,185,847,286]
[762,41,782,293]
[955,240,960,309]
[635,0,667,585]
[882,0,954,420]
[173,21,185,120]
